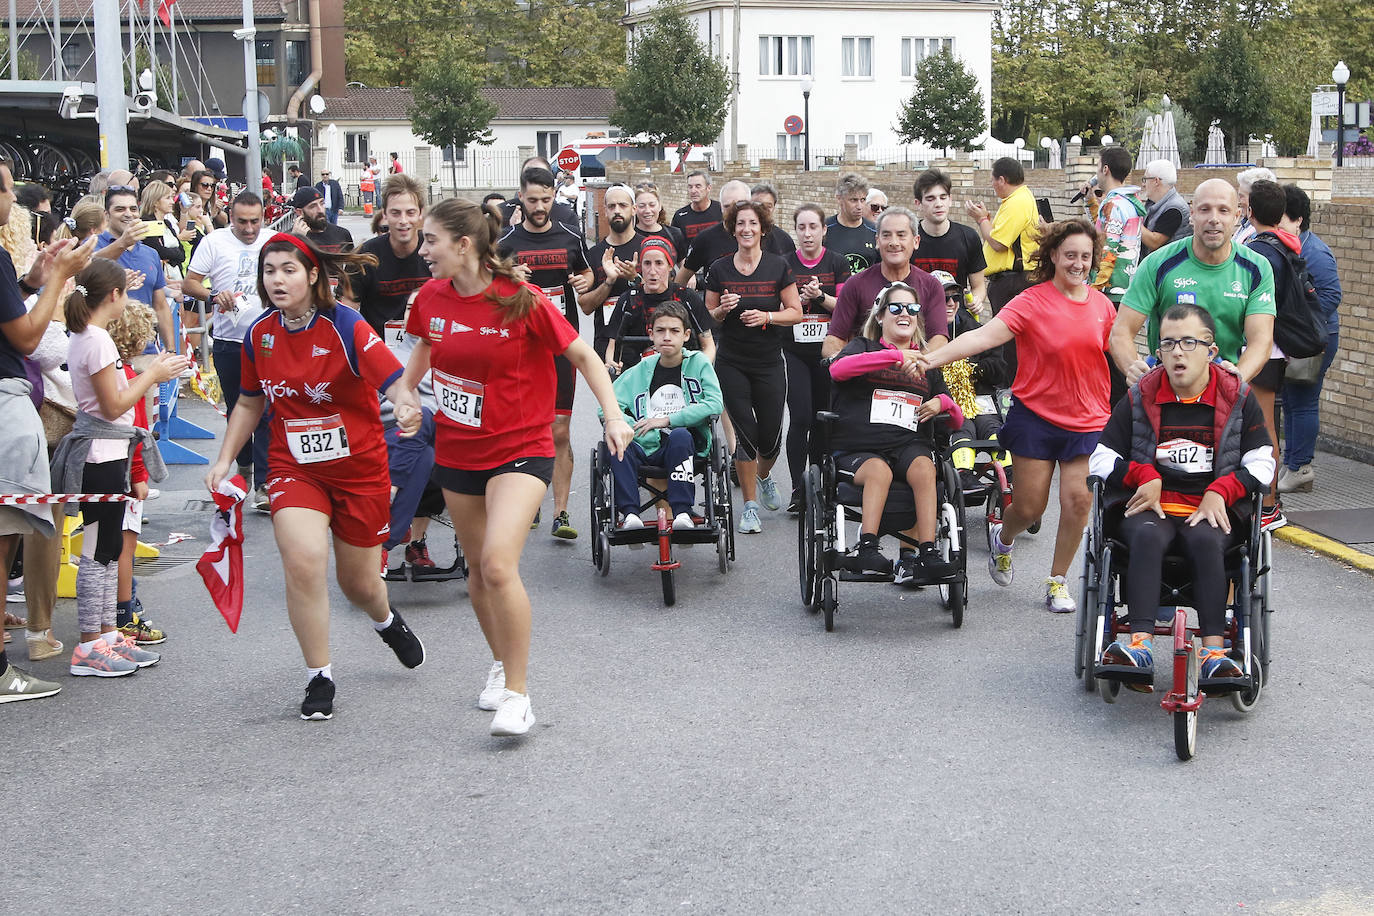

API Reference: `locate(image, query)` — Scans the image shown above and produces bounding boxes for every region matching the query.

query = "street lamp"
[1333,60,1350,168]
[801,77,814,171]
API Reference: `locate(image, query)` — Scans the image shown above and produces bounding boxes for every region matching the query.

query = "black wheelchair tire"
[660,568,676,606]
[821,575,836,632]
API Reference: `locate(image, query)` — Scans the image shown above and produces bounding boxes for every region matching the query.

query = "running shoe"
[301,673,334,720]
[109,635,160,668]
[6,579,24,604]
[118,614,166,646]
[490,689,535,737]
[1045,576,1076,613]
[619,513,645,531]
[377,609,425,669]
[25,629,63,662]
[843,538,891,576]
[1277,464,1314,494]
[672,512,696,531]
[405,537,437,570]
[0,663,61,703]
[892,550,919,585]
[1260,503,1287,532]
[1199,646,1244,679]
[253,486,270,512]
[477,660,505,711]
[530,508,541,530]
[757,476,781,511]
[738,501,762,534]
[919,544,954,581]
[958,469,982,494]
[786,494,803,516]
[69,640,138,677]
[1101,633,1155,691]
[551,511,578,539]
[987,522,1014,586]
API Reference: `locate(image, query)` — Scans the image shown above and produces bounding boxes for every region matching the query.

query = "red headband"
[268,232,321,271]
[640,235,676,267]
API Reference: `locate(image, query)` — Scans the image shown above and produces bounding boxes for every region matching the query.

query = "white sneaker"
[1045,576,1076,613]
[672,512,696,530]
[619,513,644,531]
[477,660,505,711]
[987,522,1014,586]
[1277,464,1314,493]
[738,501,762,534]
[490,689,535,736]
[145,487,161,500]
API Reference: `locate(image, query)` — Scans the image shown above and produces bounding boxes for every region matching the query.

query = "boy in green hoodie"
[603,300,724,530]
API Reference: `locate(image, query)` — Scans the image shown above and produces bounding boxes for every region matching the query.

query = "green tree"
[0,34,43,80]
[611,2,730,163]
[507,0,626,87]
[895,49,984,150]
[407,56,498,193]
[1190,24,1273,157]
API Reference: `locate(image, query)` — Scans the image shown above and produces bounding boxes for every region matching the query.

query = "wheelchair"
[1074,476,1273,760]
[797,411,968,632]
[588,414,734,606]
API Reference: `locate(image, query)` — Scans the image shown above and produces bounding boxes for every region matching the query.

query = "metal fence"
[740,145,1040,171]
[333,148,526,203]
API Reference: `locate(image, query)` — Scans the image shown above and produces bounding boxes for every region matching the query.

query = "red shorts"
[265,473,392,548]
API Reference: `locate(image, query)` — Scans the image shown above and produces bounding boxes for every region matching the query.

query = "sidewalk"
[1276,449,1374,574]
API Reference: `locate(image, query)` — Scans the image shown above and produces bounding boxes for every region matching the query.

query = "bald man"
[581,184,645,356]
[1111,177,1276,386]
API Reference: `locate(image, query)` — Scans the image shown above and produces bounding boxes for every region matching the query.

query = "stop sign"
[556,147,581,172]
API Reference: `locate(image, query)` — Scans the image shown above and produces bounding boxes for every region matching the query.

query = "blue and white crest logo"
[1176,292,1196,305]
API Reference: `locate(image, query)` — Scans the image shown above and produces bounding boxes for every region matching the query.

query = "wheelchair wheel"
[821,575,836,632]
[1231,655,1263,712]
[1174,644,1200,761]
[1075,529,1099,682]
[985,469,1008,553]
[1256,532,1272,679]
[717,526,730,574]
[660,568,676,606]
[1099,675,1120,703]
[936,500,966,628]
[596,531,611,577]
[798,466,820,611]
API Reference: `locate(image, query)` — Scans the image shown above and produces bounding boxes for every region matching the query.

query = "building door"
[537,132,562,162]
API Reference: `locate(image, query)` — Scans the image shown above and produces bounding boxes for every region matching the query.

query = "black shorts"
[1250,357,1286,392]
[834,443,934,480]
[554,354,575,416]
[434,456,555,496]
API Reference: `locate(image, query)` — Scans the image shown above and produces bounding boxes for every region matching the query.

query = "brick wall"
[604,157,1373,457]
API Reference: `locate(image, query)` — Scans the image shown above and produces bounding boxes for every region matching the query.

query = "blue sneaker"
[1199,646,1243,679]
[738,501,762,533]
[757,476,781,511]
[1102,633,1153,669]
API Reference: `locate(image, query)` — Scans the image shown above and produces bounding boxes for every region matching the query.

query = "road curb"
[1275,524,1374,575]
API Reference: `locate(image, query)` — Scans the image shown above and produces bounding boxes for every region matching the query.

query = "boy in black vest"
[1088,304,1273,689]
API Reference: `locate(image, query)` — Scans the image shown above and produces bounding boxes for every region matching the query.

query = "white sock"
[80,637,103,650]
[307,664,332,682]
[372,611,394,632]
[102,631,121,646]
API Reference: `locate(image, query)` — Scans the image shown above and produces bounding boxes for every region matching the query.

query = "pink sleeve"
[829,347,901,381]
[937,394,965,431]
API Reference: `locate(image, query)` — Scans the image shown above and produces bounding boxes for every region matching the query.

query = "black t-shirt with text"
[912,221,986,289]
[830,337,950,454]
[705,252,796,363]
[683,223,795,281]
[784,247,851,356]
[672,201,723,244]
[589,230,646,342]
[825,217,878,274]
[498,221,591,325]
[352,234,431,334]
[606,285,713,370]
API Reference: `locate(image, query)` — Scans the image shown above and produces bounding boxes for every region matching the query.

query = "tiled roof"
[317,85,615,122]
[14,0,287,20]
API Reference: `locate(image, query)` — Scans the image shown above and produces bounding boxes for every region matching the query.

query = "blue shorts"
[997,398,1100,462]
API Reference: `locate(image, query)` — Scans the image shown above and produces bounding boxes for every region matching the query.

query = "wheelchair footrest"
[1200,674,1250,696]
[839,569,895,583]
[1094,663,1155,688]
[411,565,467,582]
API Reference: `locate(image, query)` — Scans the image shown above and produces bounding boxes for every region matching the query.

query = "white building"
[624,0,997,163]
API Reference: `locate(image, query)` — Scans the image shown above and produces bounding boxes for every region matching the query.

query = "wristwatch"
[17,277,38,296]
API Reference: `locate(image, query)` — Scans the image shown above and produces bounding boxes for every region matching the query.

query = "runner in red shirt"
[401,198,632,738]
[206,233,426,722]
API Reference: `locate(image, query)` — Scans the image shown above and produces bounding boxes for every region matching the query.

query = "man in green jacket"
[603,300,723,531]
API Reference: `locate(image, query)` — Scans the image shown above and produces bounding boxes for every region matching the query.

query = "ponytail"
[65,258,127,333]
[429,198,538,323]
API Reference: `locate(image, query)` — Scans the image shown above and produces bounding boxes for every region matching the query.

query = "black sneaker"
[958,469,982,493]
[300,674,335,720]
[378,608,425,669]
[843,539,891,576]
[892,550,919,585]
[920,545,955,579]
[786,493,803,516]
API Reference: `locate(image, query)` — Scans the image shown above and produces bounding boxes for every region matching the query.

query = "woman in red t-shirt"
[207,234,426,722]
[919,220,1116,614]
[401,198,632,738]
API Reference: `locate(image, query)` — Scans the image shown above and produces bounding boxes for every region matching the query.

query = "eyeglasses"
[886,302,921,316]
[870,204,887,213]
[1158,336,1213,352]
[198,182,214,189]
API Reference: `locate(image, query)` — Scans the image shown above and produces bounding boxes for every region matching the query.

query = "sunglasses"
[198,182,214,189]
[886,302,921,316]
[945,292,962,303]
[108,184,137,192]
[870,204,887,213]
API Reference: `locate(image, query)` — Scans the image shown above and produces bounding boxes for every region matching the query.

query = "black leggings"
[80,459,127,565]
[716,351,787,462]
[1120,512,1230,637]
[783,345,830,494]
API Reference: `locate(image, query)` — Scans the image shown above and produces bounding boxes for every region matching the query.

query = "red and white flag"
[154,0,176,28]
[197,475,247,633]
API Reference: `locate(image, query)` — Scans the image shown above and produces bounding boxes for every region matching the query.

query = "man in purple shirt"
[822,207,948,358]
